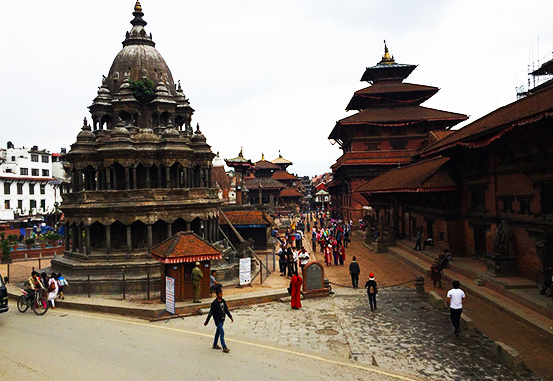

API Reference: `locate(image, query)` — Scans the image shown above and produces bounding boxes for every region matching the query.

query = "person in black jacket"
[349,256,361,288]
[364,273,378,311]
[204,289,234,353]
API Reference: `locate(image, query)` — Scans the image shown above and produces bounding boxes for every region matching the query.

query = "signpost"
[239,257,251,286]
[165,276,175,315]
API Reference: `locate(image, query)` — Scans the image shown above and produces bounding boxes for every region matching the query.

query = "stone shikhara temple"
[52,2,221,295]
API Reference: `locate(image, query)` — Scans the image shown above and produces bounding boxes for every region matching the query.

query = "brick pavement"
[167,286,540,380]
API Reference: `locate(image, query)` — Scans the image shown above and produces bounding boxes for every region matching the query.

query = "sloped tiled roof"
[338,106,468,125]
[422,82,553,157]
[356,156,456,194]
[245,177,285,190]
[150,232,222,264]
[254,160,280,170]
[219,210,273,226]
[280,187,303,198]
[272,170,298,181]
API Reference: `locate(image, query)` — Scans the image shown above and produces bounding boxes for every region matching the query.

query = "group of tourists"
[25,270,68,309]
[311,219,351,267]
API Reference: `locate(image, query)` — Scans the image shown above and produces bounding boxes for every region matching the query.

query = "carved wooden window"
[518,197,531,215]
[500,196,514,214]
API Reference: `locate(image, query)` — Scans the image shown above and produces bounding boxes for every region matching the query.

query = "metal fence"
[259,248,276,284]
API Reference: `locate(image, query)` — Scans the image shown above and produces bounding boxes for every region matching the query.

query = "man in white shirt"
[298,249,310,271]
[446,280,466,337]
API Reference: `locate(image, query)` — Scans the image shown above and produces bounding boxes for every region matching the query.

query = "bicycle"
[17,289,49,316]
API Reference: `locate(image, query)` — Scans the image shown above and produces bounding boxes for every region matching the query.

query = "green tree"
[129,78,155,104]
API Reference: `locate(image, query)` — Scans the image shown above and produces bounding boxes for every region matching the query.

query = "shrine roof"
[219,210,273,226]
[330,150,415,170]
[353,82,439,96]
[421,82,553,157]
[150,231,222,264]
[254,160,280,170]
[356,156,456,194]
[245,177,285,190]
[272,170,298,181]
[338,106,468,125]
[271,152,293,165]
[280,187,303,198]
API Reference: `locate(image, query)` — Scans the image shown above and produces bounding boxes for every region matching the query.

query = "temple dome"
[106,2,176,97]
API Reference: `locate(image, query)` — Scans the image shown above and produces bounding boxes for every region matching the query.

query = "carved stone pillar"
[167,223,172,239]
[113,167,118,190]
[127,225,132,254]
[157,166,162,188]
[125,167,130,190]
[77,223,83,253]
[147,224,153,250]
[185,221,191,231]
[65,222,70,251]
[106,224,111,255]
[95,167,101,191]
[105,167,111,190]
[85,225,91,255]
[166,166,171,189]
[145,166,151,188]
[132,166,137,189]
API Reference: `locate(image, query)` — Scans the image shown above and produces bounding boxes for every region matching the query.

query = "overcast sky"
[1,1,552,177]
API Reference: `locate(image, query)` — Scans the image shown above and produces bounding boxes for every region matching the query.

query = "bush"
[129,78,155,104]
[46,232,61,242]
[25,238,35,246]
[7,234,18,243]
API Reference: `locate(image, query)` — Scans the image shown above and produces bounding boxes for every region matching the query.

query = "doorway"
[473,224,487,259]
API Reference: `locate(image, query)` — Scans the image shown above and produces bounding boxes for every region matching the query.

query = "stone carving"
[492,220,514,256]
[237,238,255,258]
[363,215,377,244]
[374,218,396,253]
[113,71,120,82]
[304,262,324,291]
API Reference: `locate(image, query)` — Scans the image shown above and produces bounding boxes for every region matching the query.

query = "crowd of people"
[25,270,68,309]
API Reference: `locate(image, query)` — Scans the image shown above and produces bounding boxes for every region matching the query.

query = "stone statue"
[113,72,120,82]
[237,238,255,259]
[493,220,513,256]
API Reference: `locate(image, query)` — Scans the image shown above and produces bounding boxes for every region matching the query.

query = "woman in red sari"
[324,242,332,266]
[290,271,303,309]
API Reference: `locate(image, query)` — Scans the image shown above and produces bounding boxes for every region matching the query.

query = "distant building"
[0,144,67,222]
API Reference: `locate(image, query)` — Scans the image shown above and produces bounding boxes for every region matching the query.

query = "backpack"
[369,286,375,294]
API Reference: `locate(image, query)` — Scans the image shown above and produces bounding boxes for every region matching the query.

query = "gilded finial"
[261,153,265,160]
[239,147,243,157]
[380,39,395,65]
[278,149,282,158]
[134,1,142,12]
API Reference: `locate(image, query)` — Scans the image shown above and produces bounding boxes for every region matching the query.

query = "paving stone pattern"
[167,286,542,381]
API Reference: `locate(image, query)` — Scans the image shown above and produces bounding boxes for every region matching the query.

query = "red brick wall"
[10,246,64,261]
[513,227,541,282]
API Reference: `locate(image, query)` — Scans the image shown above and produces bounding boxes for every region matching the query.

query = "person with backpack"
[364,273,378,311]
[47,272,59,309]
[57,273,68,300]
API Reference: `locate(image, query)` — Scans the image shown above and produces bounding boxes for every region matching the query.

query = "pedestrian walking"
[364,273,378,311]
[349,256,360,288]
[278,246,287,276]
[290,271,303,310]
[339,243,346,265]
[447,280,465,337]
[210,270,221,296]
[430,258,443,288]
[298,248,310,271]
[204,289,233,353]
[414,227,422,251]
[286,247,294,277]
[191,261,203,303]
[47,272,59,309]
[57,272,68,300]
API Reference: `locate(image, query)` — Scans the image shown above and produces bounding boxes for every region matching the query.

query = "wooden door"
[166,264,184,301]
[200,261,211,299]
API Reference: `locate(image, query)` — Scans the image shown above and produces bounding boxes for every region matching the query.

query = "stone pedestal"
[302,261,329,299]
[485,253,518,277]
[374,238,395,253]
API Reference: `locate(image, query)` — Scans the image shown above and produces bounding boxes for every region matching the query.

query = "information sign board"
[239,257,251,285]
[165,276,175,314]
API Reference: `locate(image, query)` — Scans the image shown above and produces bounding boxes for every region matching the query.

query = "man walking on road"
[204,289,234,353]
[364,273,378,311]
[349,256,360,288]
[192,261,203,303]
[447,280,466,337]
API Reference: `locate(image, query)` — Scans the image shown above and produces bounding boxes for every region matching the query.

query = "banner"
[165,276,175,314]
[239,257,251,285]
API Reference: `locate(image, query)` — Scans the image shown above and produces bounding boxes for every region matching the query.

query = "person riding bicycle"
[25,271,45,302]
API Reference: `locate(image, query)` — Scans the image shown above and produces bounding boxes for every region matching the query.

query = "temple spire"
[379,40,395,65]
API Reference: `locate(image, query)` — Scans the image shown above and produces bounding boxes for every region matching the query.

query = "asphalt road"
[0,307,421,381]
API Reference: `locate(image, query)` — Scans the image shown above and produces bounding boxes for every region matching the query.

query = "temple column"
[113,167,118,190]
[132,166,137,189]
[77,224,83,253]
[71,224,77,252]
[147,224,153,250]
[95,167,101,190]
[167,223,172,239]
[85,225,91,255]
[126,225,132,254]
[105,167,111,190]
[185,221,191,231]
[125,167,130,190]
[157,166,162,188]
[215,218,220,242]
[207,168,212,188]
[205,218,211,241]
[76,170,83,192]
[166,166,171,189]
[106,225,111,255]
[65,222,70,251]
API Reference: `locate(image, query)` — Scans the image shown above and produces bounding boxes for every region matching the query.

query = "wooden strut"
[217,207,269,273]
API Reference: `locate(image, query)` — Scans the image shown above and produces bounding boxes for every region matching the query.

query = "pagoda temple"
[327,42,467,222]
[51,2,221,296]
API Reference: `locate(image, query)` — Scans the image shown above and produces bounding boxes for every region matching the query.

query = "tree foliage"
[129,78,155,104]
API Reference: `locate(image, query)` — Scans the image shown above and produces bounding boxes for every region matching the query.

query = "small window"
[20,168,28,175]
[17,183,23,194]
[40,184,46,194]
[52,156,58,162]
[11,156,15,161]
[30,200,36,210]
[500,196,514,214]
[519,197,531,215]
[42,169,49,177]
[31,154,38,162]
[29,184,35,195]
[5,168,12,173]
[40,199,46,211]
[31,169,39,176]
[4,200,10,210]
[3,183,10,195]
[42,156,49,163]
[17,200,22,209]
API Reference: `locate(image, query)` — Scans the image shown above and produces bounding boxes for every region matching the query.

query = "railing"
[259,248,276,284]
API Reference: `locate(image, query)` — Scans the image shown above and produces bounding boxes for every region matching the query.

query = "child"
[57,272,68,300]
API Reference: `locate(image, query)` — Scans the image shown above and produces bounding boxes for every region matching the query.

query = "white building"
[0,144,66,222]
